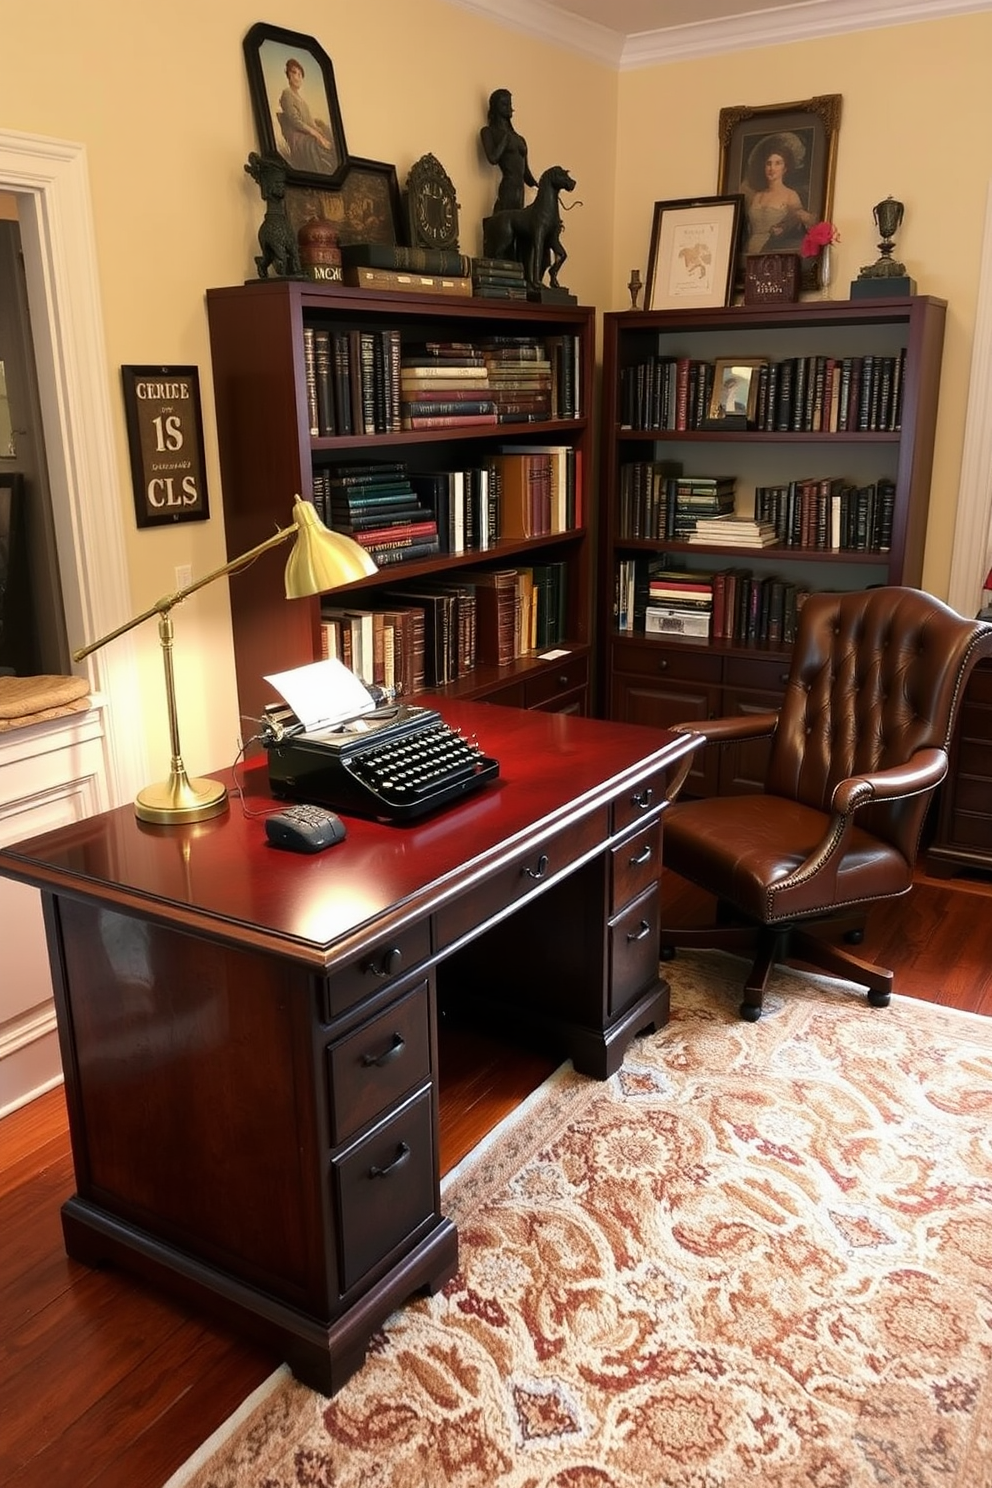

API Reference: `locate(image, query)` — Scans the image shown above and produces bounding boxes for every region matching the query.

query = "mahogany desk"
[0,701,694,1394]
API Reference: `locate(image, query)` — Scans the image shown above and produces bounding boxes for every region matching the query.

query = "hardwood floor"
[2,861,991,1488]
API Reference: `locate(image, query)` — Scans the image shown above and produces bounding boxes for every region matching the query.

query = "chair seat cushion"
[664,793,913,924]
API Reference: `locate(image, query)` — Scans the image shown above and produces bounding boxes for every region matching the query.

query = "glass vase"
[818,243,833,299]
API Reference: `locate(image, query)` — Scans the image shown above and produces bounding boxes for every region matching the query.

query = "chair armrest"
[831,748,948,814]
[672,711,779,747]
[774,747,949,906]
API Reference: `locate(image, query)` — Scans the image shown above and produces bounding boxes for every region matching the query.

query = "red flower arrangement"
[801,221,840,259]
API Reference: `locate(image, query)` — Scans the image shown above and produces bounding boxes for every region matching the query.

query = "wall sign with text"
[121,365,210,527]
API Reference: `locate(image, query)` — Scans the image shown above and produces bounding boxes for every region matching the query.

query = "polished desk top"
[0,701,692,969]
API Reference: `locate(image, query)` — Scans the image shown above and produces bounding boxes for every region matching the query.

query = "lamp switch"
[175,564,193,593]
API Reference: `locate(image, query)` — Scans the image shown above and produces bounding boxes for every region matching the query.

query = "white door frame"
[948,178,992,617]
[0,129,145,805]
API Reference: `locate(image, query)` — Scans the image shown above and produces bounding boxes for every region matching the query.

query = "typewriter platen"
[261,702,500,824]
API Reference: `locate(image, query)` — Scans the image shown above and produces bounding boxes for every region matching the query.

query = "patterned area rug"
[169,952,992,1488]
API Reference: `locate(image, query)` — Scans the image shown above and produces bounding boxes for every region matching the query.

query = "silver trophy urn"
[852,196,917,298]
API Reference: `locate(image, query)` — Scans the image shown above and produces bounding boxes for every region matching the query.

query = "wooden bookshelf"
[205,281,595,726]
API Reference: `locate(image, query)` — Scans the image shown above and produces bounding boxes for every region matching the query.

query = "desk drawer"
[523,654,588,708]
[613,768,670,835]
[611,821,661,914]
[332,1086,435,1294]
[435,808,607,950]
[322,921,432,1021]
[327,983,432,1147]
[609,882,660,1018]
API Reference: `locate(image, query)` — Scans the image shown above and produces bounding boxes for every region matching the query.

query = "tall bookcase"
[205,280,595,727]
[599,295,947,797]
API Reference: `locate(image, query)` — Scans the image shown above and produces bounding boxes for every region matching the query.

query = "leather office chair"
[663,587,992,1020]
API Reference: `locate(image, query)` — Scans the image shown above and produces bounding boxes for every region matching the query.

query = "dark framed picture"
[284,157,403,248]
[717,95,842,290]
[645,195,743,311]
[243,22,349,189]
[707,358,767,422]
[121,367,210,528]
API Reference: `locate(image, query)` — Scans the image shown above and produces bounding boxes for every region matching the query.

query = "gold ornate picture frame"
[717,95,841,291]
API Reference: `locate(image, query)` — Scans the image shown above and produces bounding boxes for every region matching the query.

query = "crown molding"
[442,0,626,65]
[443,0,992,67]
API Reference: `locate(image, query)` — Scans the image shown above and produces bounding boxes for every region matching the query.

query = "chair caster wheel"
[660,945,675,962]
[867,989,891,1008]
[845,928,865,944]
[740,1002,762,1022]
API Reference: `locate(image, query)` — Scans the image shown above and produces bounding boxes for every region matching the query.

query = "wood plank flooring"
[2,861,990,1488]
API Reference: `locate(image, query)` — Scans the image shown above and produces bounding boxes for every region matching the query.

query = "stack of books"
[471,257,528,299]
[399,344,497,430]
[666,476,737,539]
[643,565,713,639]
[339,242,473,299]
[310,464,441,567]
[477,336,554,423]
[690,514,779,548]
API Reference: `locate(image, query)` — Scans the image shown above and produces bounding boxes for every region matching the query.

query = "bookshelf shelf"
[206,280,596,726]
[599,295,947,796]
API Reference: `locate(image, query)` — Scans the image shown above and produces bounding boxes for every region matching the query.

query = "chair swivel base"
[662,922,893,1021]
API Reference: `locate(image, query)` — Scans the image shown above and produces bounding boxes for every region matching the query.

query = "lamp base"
[135,768,229,825]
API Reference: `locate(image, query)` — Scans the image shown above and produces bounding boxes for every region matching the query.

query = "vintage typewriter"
[260,700,499,824]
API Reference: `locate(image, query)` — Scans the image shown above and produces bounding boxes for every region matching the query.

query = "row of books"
[319,561,569,691]
[619,349,906,434]
[617,462,736,541]
[302,327,582,438]
[754,477,896,553]
[615,558,811,647]
[311,447,582,566]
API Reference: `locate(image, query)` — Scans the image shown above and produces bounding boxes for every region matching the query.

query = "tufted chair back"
[766,587,986,862]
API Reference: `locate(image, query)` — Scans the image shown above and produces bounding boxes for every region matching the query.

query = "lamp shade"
[284,497,377,598]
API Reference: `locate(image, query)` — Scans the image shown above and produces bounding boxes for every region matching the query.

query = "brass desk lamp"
[74,497,377,825]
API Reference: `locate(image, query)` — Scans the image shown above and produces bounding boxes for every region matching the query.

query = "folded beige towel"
[0,674,91,730]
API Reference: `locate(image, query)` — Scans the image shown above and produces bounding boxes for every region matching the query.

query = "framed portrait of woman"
[243,22,349,189]
[717,95,841,291]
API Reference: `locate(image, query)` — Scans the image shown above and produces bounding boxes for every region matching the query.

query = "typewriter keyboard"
[345,720,491,808]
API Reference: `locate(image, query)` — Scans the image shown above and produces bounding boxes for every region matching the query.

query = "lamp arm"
[73,524,296,662]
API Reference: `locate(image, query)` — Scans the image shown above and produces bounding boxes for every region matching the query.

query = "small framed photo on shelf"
[717,94,841,291]
[705,358,767,427]
[243,22,349,189]
[645,195,743,311]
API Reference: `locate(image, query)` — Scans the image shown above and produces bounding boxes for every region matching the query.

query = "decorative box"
[744,253,801,306]
[644,606,711,639]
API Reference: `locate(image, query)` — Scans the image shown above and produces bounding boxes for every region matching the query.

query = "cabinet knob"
[626,919,652,943]
[365,946,402,978]
[368,1142,411,1179]
[779,673,790,685]
[558,673,569,687]
[629,843,653,866]
[522,852,550,880]
[631,787,654,811]
[656,658,668,671]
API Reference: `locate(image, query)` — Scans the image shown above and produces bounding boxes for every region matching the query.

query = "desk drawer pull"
[627,920,652,943]
[629,844,653,867]
[631,788,654,812]
[361,1033,405,1068]
[522,853,550,881]
[365,947,402,978]
[369,1142,411,1179]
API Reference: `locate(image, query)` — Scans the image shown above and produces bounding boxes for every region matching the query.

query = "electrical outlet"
[175,564,193,593]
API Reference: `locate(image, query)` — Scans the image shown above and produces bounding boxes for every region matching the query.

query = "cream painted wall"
[0,1,617,779]
[613,12,990,599]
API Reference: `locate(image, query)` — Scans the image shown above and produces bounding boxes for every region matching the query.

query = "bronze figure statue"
[244,152,304,280]
[483,164,576,292]
[480,89,537,214]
